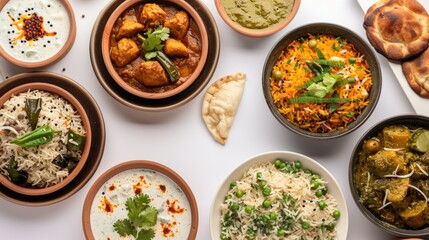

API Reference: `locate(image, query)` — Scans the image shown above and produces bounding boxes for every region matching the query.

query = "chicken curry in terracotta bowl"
[349,115,429,237]
[102,0,208,99]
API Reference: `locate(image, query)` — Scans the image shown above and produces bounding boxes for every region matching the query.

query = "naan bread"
[202,72,246,145]
[402,48,429,98]
[364,0,429,60]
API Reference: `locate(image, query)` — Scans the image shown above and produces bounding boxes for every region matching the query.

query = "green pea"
[311,180,319,190]
[279,162,286,169]
[256,172,262,180]
[262,187,271,196]
[332,210,341,219]
[308,39,317,49]
[262,200,271,208]
[230,202,239,211]
[273,70,283,80]
[294,161,302,169]
[259,180,267,188]
[301,221,310,230]
[304,169,312,175]
[274,159,282,167]
[270,212,277,220]
[318,200,327,210]
[245,205,253,214]
[312,174,320,180]
[315,189,323,198]
[235,190,245,198]
[276,229,286,237]
[229,181,237,189]
[348,57,356,64]
[224,194,232,201]
[326,222,335,231]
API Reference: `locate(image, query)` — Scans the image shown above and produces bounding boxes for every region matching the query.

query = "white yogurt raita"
[90,169,193,239]
[0,0,70,62]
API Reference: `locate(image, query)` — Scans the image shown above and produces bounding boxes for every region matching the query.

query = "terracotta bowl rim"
[0,82,92,196]
[82,160,199,239]
[0,0,76,68]
[101,0,209,99]
[214,0,301,37]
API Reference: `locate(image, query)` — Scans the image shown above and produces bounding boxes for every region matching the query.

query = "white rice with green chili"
[0,90,85,188]
[220,160,340,240]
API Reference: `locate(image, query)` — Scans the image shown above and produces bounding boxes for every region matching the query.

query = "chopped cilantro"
[142,26,170,60]
[113,194,158,240]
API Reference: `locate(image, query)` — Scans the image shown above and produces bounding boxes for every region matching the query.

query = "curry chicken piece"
[399,201,429,229]
[134,61,169,87]
[387,178,410,207]
[116,19,145,40]
[382,125,411,150]
[140,3,167,29]
[110,38,140,67]
[367,150,407,177]
[164,38,189,57]
[164,11,189,40]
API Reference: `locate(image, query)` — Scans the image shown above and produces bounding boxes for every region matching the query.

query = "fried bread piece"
[402,48,429,98]
[364,0,429,60]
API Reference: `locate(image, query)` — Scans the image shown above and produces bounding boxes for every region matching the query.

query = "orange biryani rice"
[270,34,373,133]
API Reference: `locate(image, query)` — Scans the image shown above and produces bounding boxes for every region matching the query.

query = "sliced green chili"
[7,156,27,184]
[10,125,58,148]
[67,130,86,152]
[313,59,345,68]
[290,97,351,104]
[25,98,42,130]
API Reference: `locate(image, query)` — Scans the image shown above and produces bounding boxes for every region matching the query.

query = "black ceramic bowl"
[262,23,382,139]
[349,115,429,237]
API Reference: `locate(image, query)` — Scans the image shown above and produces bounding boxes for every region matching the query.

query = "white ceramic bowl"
[210,151,349,239]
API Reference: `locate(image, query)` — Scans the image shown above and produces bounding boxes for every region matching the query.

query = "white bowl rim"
[209,150,349,239]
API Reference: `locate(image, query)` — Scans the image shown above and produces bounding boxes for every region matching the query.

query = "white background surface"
[0,0,420,239]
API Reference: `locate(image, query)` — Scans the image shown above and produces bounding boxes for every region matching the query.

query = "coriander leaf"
[113,219,137,237]
[139,206,158,227]
[142,26,170,59]
[126,194,151,225]
[136,228,155,240]
[145,51,158,60]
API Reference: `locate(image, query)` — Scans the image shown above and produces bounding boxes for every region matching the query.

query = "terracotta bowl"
[0,0,76,68]
[101,0,208,99]
[0,82,92,196]
[262,23,382,139]
[214,0,301,37]
[349,115,429,237]
[82,160,198,240]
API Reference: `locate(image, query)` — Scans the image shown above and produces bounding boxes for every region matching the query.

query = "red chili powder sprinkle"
[133,175,147,195]
[100,196,116,214]
[161,222,176,237]
[108,184,116,191]
[167,199,185,214]
[159,184,166,193]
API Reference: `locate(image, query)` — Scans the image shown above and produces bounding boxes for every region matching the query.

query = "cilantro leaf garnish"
[136,228,155,240]
[142,26,170,59]
[113,219,137,237]
[114,194,158,240]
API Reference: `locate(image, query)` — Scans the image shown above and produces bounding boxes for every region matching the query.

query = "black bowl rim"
[262,22,382,139]
[348,114,429,237]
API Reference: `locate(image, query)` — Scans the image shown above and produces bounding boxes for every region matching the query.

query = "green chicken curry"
[353,125,429,229]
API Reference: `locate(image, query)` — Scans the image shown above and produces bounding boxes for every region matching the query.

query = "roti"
[202,72,246,144]
[363,0,429,60]
[402,48,429,98]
